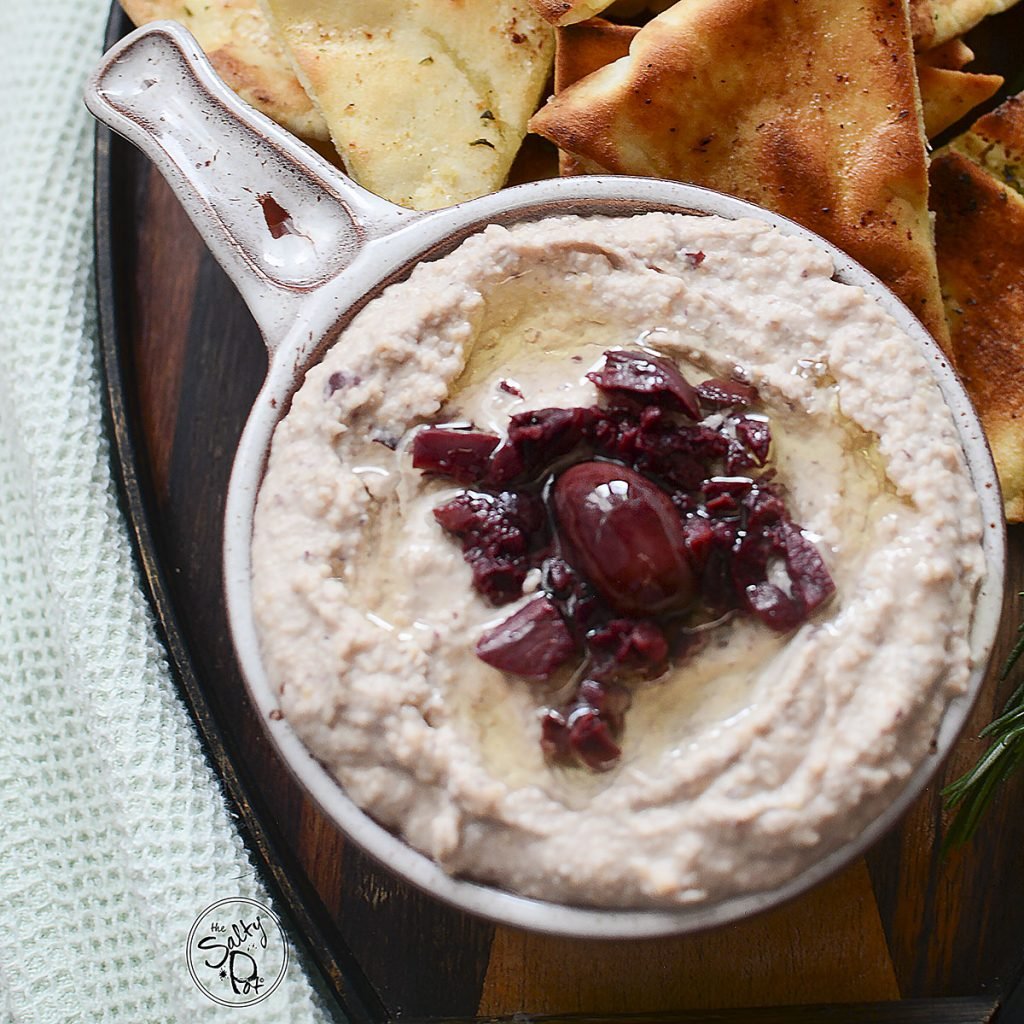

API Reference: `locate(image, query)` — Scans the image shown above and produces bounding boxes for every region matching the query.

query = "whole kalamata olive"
[552,462,695,616]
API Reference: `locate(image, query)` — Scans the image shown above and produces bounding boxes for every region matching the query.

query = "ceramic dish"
[85,21,1005,938]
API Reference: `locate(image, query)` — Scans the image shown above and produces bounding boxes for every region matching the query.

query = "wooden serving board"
[94,6,1024,1021]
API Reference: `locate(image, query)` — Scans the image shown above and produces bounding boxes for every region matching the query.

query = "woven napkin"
[0,2,338,1020]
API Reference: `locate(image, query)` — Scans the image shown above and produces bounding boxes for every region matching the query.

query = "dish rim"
[222,176,1007,939]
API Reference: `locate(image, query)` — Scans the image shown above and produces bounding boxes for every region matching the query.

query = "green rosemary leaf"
[942,595,1024,850]
[1000,624,1024,682]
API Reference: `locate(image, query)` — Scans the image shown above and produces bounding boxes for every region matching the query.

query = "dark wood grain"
[866,578,1024,1000]
[94,4,1024,1020]
[862,10,1024,1004]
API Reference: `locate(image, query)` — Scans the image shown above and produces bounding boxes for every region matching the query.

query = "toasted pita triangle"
[948,94,1024,192]
[531,0,948,342]
[530,0,676,24]
[119,0,327,141]
[531,0,617,25]
[556,17,998,143]
[916,37,975,69]
[554,20,997,150]
[918,65,1003,137]
[555,18,637,92]
[931,139,1024,520]
[540,0,1019,46]
[908,0,1021,49]
[259,0,553,211]
[555,18,998,144]
[554,18,636,174]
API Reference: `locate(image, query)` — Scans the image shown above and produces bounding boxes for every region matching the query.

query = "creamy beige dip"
[250,213,983,907]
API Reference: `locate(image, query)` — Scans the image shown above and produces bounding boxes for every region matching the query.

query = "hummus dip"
[250,213,984,907]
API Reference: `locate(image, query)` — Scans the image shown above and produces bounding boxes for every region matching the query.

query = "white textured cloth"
[0,3,337,1020]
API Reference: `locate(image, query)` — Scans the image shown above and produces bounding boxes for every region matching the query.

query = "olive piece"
[552,461,695,616]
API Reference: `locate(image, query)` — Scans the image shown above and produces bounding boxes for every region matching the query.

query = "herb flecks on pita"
[931,95,1024,521]
[931,152,1024,520]
[909,0,1021,50]
[260,0,554,211]
[947,94,1024,192]
[530,0,949,343]
[555,20,997,149]
[531,0,616,26]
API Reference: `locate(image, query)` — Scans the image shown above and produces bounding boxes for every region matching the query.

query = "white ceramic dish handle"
[84,20,417,352]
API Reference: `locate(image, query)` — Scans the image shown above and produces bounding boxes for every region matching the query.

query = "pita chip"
[555,18,637,92]
[917,63,1003,137]
[916,37,975,69]
[908,0,1021,50]
[556,18,997,144]
[947,93,1024,190]
[118,0,327,141]
[530,0,949,343]
[554,18,636,173]
[530,0,674,25]
[554,20,997,151]
[260,0,554,211]
[531,0,617,26]
[930,145,1024,520]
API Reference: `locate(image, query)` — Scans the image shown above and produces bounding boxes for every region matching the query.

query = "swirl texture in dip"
[250,213,983,907]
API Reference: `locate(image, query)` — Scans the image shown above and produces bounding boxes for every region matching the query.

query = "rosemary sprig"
[942,596,1024,849]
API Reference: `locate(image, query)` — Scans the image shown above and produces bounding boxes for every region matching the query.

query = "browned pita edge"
[259,0,554,211]
[972,92,1024,154]
[555,19,998,163]
[555,19,636,174]
[530,0,616,26]
[930,148,1024,520]
[909,0,942,48]
[916,37,974,68]
[917,64,1004,138]
[530,0,949,344]
[117,0,327,141]
[558,20,994,147]
[949,94,1024,191]
[555,18,637,91]
[909,0,1021,50]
